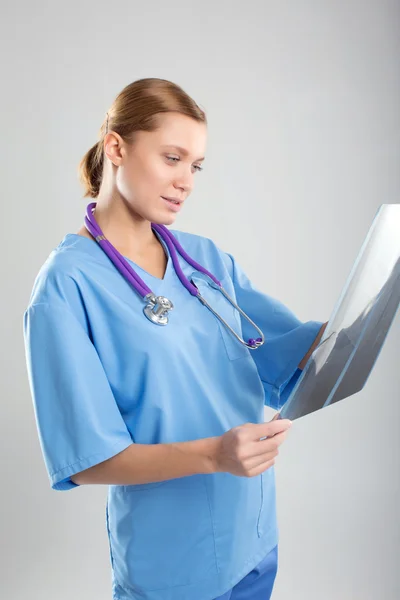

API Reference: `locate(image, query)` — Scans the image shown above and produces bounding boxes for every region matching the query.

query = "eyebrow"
[161,145,205,162]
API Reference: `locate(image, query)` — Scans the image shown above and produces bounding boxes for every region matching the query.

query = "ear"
[104,131,125,166]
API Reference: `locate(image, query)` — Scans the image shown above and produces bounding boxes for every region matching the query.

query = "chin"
[151,213,177,226]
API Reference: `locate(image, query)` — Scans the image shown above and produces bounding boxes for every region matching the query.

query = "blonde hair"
[78,78,207,198]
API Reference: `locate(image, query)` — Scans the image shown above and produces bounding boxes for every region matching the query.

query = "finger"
[246,457,276,478]
[255,419,292,440]
[251,430,289,458]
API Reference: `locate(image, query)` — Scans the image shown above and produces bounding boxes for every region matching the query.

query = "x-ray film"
[279,204,400,421]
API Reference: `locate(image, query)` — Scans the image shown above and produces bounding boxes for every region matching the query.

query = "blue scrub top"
[23,228,323,600]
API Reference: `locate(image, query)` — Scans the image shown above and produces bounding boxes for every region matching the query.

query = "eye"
[166,156,203,172]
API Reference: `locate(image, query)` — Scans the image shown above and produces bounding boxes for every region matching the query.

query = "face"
[104,112,207,225]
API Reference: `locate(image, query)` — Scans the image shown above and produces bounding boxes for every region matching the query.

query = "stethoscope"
[84,202,265,350]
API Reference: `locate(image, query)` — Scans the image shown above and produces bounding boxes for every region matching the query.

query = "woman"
[23,78,326,600]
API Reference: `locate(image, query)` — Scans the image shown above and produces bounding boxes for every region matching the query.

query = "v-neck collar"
[61,228,172,283]
[124,227,172,282]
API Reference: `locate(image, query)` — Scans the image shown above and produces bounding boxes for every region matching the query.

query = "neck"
[92,193,158,258]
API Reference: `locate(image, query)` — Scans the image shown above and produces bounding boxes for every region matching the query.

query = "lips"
[162,196,182,204]
[162,196,182,211]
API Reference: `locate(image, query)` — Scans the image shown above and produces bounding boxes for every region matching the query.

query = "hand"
[213,415,292,477]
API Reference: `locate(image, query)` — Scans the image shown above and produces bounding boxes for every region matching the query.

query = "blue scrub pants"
[213,545,278,600]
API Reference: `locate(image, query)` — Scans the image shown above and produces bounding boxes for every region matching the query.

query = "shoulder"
[169,228,233,279]
[24,238,91,324]
[168,228,215,250]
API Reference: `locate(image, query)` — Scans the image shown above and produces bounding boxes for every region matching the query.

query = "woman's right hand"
[213,414,292,477]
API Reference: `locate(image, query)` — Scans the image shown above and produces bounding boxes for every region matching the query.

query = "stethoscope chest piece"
[84,201,265,346]
[143,294,174,325]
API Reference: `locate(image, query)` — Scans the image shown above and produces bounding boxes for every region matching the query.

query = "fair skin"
[77,111,327,360]
[77,112,207,279]
[71,113,326,486]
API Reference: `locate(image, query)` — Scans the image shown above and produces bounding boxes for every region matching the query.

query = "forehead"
[154,113,207,159]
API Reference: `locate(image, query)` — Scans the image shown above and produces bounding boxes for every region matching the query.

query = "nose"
[174,179,192,197]
[174,167,195,195]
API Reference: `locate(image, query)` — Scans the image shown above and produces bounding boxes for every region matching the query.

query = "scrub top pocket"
[107,475,218,592]
[190,273,250,361]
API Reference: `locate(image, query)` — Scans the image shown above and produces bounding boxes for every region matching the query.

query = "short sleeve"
[23,303,134,491]
[219,250,324,410]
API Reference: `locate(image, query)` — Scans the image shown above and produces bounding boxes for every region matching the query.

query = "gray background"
[2,1,399,598]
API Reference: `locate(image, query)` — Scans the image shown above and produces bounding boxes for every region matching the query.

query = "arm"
[71,319,327,487]
[71,436,220,485]
[297,321,328,370]
[216,248,326,410]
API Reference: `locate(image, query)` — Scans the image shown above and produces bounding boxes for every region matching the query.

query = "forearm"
[298,321,328,370]
[71,436,220,486]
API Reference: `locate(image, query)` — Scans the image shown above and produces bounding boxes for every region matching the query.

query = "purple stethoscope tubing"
[84,202,265,349]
